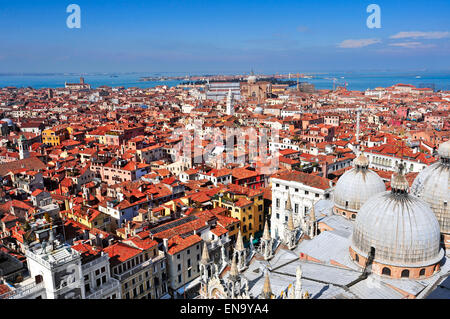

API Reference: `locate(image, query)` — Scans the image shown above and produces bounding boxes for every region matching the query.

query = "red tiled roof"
[167,234,202,255]
[272,170,332,190]
[103,242,142,266]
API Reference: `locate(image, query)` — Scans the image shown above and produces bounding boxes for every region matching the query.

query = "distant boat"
[416,76,421,78]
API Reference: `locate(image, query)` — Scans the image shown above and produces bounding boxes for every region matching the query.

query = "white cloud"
[389,41,436,49]
[390,31,449,39]
[338,38,381,48]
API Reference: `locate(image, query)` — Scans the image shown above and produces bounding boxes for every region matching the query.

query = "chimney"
[322,162,328,178]
[163,238,169,252]
[107,237,114,247]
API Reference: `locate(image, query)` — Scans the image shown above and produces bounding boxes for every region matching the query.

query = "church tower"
[226,89,234,116]
[18,135,29,160]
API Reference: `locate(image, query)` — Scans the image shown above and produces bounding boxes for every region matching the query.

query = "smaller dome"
[333,154,386,214]
[354,153,369,168]
[254,106,263,114]
[390,173,409,192]
[390,162,409,193]
[438,140,450,159]
[247,75,257,84]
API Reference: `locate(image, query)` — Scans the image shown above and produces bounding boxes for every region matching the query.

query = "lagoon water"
[0,71,449,91]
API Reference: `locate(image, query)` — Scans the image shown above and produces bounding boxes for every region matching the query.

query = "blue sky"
[0,0,449,73]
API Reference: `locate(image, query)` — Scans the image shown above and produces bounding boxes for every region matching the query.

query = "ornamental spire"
[285,192,292,211]
[287,211,295,231]
[295,265,303,299]
[229,254,239,280]
[261,270,273,299]
[262,219,271,241]
[310,200,316,222]
[235,230,245,252]
[200,241,210,265]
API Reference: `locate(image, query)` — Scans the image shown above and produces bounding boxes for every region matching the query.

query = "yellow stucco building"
[42,126,71,146]
[212,185,265,243]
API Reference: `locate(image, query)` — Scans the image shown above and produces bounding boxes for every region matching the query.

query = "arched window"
[382,267,391,276]
[419,268,425,277]
[351,214,356,220]
[401,269,410,278]
[355,254,359,263]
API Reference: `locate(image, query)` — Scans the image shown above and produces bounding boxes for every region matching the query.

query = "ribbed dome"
[334,155,386,213]
[438,140,450,159]
[254,106,263,114]
[247,75,257,84]
[411,140,450,234]
[351,176,443,267]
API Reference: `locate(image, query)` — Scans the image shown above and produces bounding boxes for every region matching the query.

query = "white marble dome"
[254,106,263,114]
[438,140,450,159]
[334,154,386,213]
[351,172,443,267]
[411,139,450,234]
[247,75,257,84]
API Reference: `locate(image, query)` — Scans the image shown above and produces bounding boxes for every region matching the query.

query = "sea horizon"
[1,70,450,91]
